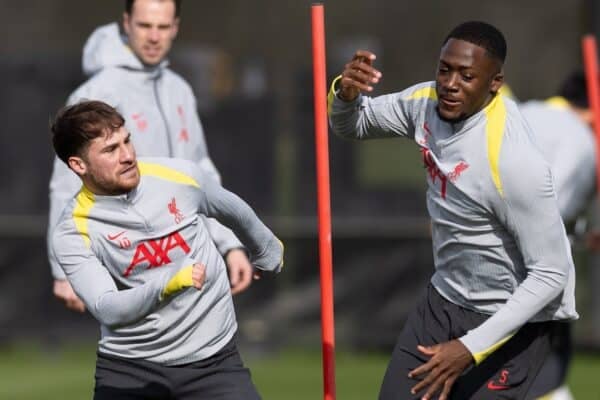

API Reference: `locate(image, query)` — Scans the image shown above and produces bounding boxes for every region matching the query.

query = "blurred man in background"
[48,0,254,312]
[519,71,595,400]
[329,21,577,400]
[50,100,283,399]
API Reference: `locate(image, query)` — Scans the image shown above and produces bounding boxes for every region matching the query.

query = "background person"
[519,71,595,400]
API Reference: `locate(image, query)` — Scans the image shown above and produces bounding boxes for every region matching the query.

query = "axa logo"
[123,231,191,277]
[487,369,510,391]
[168,197,184,223]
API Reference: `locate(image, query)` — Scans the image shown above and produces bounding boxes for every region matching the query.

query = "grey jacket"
[52,157,283,365]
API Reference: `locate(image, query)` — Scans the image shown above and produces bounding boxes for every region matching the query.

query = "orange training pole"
[582,35,600,193]
[311,3,336,400]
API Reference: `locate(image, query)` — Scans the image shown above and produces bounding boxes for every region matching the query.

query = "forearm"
[328,77,415,140]
[459,265,568,364]
[90,278,166,327]
[466,145,573,362]
[65,258,198,327]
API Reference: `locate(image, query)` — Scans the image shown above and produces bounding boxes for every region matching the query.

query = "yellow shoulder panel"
[484,95,507,196]
[72,186,95,248]
[138,161,200,188]
[405,86,437,101]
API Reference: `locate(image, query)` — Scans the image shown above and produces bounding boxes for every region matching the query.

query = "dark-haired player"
[329,21,577,400]
[50,100,283,399]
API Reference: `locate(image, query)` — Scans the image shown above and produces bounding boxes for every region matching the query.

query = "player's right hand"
[339,50,382,102]
[162,263,206,300]
[53,279,86,313]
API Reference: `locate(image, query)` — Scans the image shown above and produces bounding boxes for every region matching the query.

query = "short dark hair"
[125,0,182,17]
[443,21,507,64]
[558,70,589,109]
[51,101,125,164]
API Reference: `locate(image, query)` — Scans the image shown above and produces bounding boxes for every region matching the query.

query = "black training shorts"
[379,283,557,400]
[94,337,261,400]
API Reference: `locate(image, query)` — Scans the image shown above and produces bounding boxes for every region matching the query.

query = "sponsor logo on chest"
[419,122,470,199]
[123,231,191,277]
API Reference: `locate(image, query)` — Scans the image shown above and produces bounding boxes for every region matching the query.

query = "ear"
[490,69,505,95]
[122,12,131,37]
[68,156,88,177]
[171,17,180,39]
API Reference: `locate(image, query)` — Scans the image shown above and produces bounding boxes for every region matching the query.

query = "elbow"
[255,238,284,274]
[93,298,136,328]
[553,259,572,291]
[94,308,130,328]
[534,264,570,294]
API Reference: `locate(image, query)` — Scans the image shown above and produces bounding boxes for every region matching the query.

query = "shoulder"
[51,195,90,253]
[137,157,202,188]
[480,96,549,197]
[364,81,437,119]
[497,125,552,201]
[398,81,437,101]
[371,81,437,105]
[68,68,125,105]
[490,95,535,149]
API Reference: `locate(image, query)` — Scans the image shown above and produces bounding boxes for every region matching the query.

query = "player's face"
[77,126,140,195]
[123,0,179,66]
[435,38,504,122]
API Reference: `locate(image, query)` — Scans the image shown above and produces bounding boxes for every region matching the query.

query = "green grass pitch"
[1,342,598,399]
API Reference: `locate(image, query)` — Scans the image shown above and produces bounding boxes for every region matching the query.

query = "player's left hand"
[408,339,473,400]
[225,248,253,295]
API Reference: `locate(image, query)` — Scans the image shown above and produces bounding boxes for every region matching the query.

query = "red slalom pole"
[582,34,600,193]
[311,3,336,400]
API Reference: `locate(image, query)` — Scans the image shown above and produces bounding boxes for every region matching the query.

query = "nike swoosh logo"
[107,231,126,240]
[487,381,510,391]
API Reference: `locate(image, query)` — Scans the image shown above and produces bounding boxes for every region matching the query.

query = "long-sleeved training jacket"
[329,80,577,364]
[52,157,283,365]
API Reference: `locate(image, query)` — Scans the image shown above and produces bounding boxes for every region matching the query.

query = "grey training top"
[329,81,577,363]
[520,97,596,223]
[52,157,283,365]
